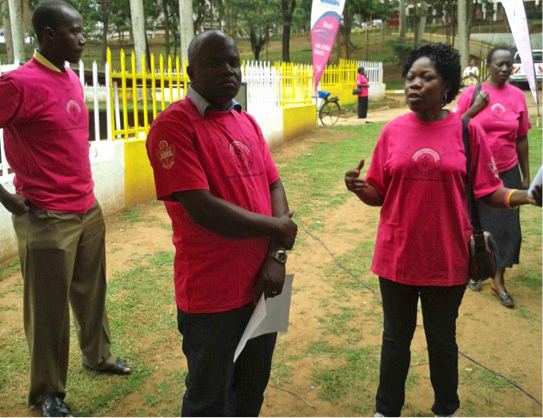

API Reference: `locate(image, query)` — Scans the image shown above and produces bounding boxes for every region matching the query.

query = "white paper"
[233,274,294,362]
[528,165,542,198]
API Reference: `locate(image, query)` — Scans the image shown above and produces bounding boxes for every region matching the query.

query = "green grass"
[0,260,20,280]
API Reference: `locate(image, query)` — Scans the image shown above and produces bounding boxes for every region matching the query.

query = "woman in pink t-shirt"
[455,46,531,308]
[344,43,537,417]
[356,67,370,119]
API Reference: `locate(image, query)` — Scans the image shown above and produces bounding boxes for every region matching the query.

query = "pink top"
[146,98,280,313]
[366,111,502,286]
[356,74,369,97]
[0,57,95,212]
[454,82,531,173]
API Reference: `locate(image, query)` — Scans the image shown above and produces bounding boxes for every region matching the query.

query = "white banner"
[501,0,539,107]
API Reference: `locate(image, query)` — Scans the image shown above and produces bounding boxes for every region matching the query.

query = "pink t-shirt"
[146,98,280,313]
[0,58,94,213]
[366,111,502,287]
[454,82,531,173]
[356,74,369,97]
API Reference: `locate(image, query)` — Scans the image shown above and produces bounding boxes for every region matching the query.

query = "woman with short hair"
[345,43,537,417]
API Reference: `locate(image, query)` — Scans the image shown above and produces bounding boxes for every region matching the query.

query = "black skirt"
[478,165,522,268]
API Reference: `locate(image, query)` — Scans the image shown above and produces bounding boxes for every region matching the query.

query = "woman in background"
[455,46,531,307]
[356,67,370,119]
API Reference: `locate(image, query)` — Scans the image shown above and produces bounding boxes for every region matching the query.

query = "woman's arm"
[462,90,490,119]
[479,187,535,208]
[345,160,384,206]
[516,135,530,189]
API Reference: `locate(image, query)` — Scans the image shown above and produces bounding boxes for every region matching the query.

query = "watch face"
[276,251,287,263]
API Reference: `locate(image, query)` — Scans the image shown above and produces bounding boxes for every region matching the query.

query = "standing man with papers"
[146,30,297,416]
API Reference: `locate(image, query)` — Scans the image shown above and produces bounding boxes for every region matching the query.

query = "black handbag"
[462,117,498,281]
[352,87,362,95]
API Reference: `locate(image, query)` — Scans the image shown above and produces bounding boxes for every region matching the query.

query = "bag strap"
[469,83,482,108]
[462,117,484,236]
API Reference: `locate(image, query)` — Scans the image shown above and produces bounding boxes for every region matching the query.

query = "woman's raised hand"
[345,159,368,193]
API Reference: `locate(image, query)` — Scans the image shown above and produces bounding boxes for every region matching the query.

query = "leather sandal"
[84,357,133,375]
[491,287,514,308]
[37,397,73,417]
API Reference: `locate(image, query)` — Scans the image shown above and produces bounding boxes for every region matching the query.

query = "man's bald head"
[32,0,77,43]
[188,30,236,66]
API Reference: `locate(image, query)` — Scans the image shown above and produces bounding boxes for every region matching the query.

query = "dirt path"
[0,105,541,417]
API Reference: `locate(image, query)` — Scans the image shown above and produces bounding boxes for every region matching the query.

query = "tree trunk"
[99,0,110,64]
[416,1,428,44]
[399,0,406,41]
[179,0,194,66]
[249,27,265,61]
[1,0,14,62]
[382,0,389,37]
[7,0,24,63]
[162,0,170,56]
[457,0,469,70]
[281,0,295,62]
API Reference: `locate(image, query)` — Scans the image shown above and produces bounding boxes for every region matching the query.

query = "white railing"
[357,60,384,85]
[243,61,282,114]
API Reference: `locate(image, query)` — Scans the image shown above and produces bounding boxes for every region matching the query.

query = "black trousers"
[376,277,466,417]
[177,303,277,417]
[358,96,368,118]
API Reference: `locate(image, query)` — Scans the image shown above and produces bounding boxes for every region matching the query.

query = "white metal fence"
[357,60,384,85]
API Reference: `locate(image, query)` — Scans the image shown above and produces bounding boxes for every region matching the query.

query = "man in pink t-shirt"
[146,30,297,416]
[0,2,131,416]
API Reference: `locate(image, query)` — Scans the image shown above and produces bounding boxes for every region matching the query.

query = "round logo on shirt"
[157,140,175,170]
[490,103,507,118]
[66,99,82,126]
[229,140,253,172]
[410,148,441,176]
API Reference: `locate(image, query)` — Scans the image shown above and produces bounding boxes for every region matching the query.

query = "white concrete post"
[129,0,146,70]
[458,0,469,70]
[7,0,24,64]
[179,0,194,67]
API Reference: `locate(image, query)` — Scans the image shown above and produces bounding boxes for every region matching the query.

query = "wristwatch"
[270,250,288,264]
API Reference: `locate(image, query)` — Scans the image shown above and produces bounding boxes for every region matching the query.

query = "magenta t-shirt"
[0,58,94,213]
[356,74,369,97]
[146,98,280,313]
[454,82,531,173]
[366,111,502,286]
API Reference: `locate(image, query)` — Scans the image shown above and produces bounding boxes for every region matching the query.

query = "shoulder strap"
[469,83,482,108]
[462,117,483,233]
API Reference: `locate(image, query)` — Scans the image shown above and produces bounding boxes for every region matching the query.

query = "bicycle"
[317,90,341,126]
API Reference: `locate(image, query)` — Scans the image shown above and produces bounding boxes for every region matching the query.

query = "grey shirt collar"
[187,86,242,117]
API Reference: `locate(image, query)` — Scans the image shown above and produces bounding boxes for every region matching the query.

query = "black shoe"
[37,397,73,417]
[492,287,515,308]
[467,279,481,291]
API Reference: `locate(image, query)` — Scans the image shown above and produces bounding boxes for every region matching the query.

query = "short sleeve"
[146,117,209,200]
[468,120,503,198]
[453,85,475,115]
[245,113,280,185]
[0,77,23,128]
[365,129,391,198]
[516,91,531,137]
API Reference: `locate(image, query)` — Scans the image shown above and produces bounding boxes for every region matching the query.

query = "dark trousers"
[376,277,466,417]
[358,96,368,118]
[177,303,277,417]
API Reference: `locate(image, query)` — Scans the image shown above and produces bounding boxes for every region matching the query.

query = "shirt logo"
[490,103,507,117]
[157,140,175,169]
[410,148,441,176]
[66,99,82,125]
[229,140,253,172]
[489,157,500,179]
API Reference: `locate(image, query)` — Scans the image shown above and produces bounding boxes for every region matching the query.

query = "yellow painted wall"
[326,84,358,106]
[283,104,317,142]
[124,139,156,207]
